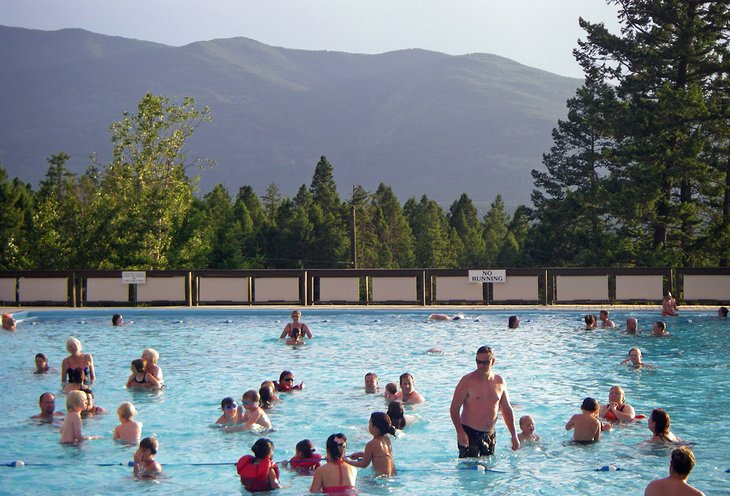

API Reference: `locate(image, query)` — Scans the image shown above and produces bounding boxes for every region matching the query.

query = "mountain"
[0,25,581,208]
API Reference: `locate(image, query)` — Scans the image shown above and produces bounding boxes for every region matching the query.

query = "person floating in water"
[565,397,601,443]
[428,313,464,321]
[450,345,520,457]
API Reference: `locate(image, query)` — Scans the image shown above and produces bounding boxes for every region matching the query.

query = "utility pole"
[350,185,357,268]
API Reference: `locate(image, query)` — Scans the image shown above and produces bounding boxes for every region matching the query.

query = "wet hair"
[370,411,397,437]
[279,370,293,383]
[365,372,378,380]
[291,327,301,338]
[655,321,667,331]
[117,401,137,420]
[599,310,609,317]
[67,367,85,384]
[35,352,47,361]
[291,310,302,317]
[295,439,316,458]
[220,397,236,410]
[399,372,414,386]
[386,401,406,429]
[140,436,158,455]
[385,383,398,395]
[66,337,82,353]
[650,408,671,437]
[581,397,599,412]
[326,433,347,460]
[476,346,494,360]
[39,392,54,404]
[112,314,122,325]
[131,358,145,373]
[508,316,519,328]
[258,386,274,409]
[242,389,260,404]
[519,415,533,429]
[66,390,86,410]
[143,348,159,364]
[670,446,695,476]
[584,315,596,326]
[251,438,274,460]
[720,306,729,318]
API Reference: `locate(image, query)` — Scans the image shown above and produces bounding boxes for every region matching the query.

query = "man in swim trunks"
[450,346,519,457]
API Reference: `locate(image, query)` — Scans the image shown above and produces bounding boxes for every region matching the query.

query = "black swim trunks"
[458,424,496,458]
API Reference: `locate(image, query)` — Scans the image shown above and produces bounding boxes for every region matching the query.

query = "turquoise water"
[1,308,728,495]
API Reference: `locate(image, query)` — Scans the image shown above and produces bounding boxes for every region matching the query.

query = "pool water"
[1,308,729,495]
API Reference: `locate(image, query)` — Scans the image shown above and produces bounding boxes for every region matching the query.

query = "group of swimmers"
[17,306,724,494]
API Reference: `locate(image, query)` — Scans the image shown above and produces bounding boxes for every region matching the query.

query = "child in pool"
[283,439,322,473]
[518,415,540,443]
[60,390,101,443]
[565,397,601,443]
[113,401,142,443]
[285,327,305,345]
[225,390,271,432]
[126,358,161,389]
[347,412,397,476]
[647,408,682,444]
[387,400,406,430]
[82,389,107,417]
[259,381,279,409]
[236,438,281,492]
[310,433,357,494]
[383,382,400,401]
[216,397,242,425]
[275,370,304,391]
[63,367,88,393]
[134,437,162,478]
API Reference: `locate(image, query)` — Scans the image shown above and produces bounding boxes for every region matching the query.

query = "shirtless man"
[32,392,64,421]
[399,373,424,404]
[644,446,704,496]
[662,291,679,316]
[599,310,616,328]
[450,346,519,457]
[364,372,379,394]
[625,317,639,334]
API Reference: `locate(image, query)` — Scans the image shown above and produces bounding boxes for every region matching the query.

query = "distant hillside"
[0,25,581,208]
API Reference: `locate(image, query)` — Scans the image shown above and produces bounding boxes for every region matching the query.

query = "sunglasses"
[223,402,238,411]
[284,378,295,383]
[476,359,491,365]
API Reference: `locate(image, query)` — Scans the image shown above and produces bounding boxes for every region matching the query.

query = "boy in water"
[517,415,540,443]
[134,437,162,478]
[383,382,400,401]
[226,390,272,432]
[565,397,601,443]
[645,446,704,496]
[60,390,101,443]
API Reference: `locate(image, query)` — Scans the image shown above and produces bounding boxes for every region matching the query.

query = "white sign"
[468,269,507,283]
[122,271,147,284]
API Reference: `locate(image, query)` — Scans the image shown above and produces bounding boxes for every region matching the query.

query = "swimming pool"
[1,308,728,495]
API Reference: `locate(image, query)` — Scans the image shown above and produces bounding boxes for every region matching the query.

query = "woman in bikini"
[599,386,636,423]
[310,433,357,494]
[60,337,95,386]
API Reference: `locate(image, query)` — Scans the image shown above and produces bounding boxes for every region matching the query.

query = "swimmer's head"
[251,438,274,460]
[131,358,145,373]
[626,317,638,331]
[291,327,301,339]
[66,390,87,411]
[650,408,670,435]
[609,386,625,404]
[584,315,596,326]
[385,382,398,395]
[670,446,695,477]
[117,401,137,420]
[369,411,397,437]
[719,307,729,318]
[364,372,379,393]
[242,389,260,406]
[290,310,302,320]
[39,392,55,413]
[326,433,347,460]
[519,415,535,433]
[112,314,123,326]
[581,397,599,413]
[259,385,274,406]
[279,370,294,384]
[66,337,82,353]
[35,353,48,370]
[399,372,415,390]
[139,436,158,455]
[220,397,237,411]
[508,315,520,328]
[295,439,316,458]
[475,346,495,367]
[142,348,159,365]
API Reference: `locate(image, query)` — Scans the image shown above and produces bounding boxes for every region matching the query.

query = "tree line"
[1,1,728,271]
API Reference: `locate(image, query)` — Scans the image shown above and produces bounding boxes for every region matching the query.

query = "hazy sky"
[0,0,620,78]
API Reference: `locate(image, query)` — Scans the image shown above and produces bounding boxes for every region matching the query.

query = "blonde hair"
[66,337,82,353]
[143,348,159,364]
[242,389,260,403]
[66,390,87,410]
[610,385,626,404]
[117,401,137,420]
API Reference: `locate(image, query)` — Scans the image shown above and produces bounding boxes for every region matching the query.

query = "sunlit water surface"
[1,308,728,495]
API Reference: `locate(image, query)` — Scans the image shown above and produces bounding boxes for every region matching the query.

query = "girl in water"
[236,438,281,492]
[310,433,357,494]
[347,412,397,476]
[647,408,682,444]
